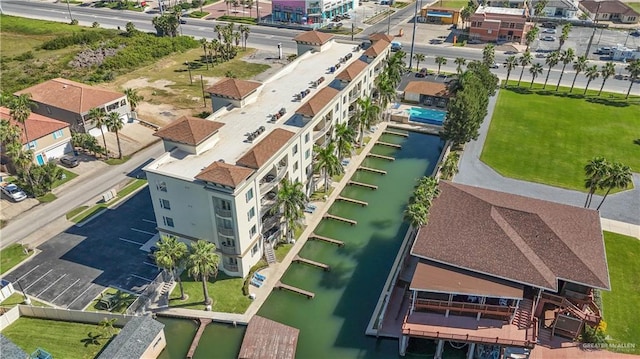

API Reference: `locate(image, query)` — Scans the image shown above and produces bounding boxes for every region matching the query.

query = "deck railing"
[414,298,515,319]
[402,327,535,348]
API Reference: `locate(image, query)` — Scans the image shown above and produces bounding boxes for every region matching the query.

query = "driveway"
[454,91,640,225]
[3,188,161,310]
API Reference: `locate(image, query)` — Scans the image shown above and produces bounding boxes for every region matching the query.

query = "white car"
[542,28,556,34]
[489,62,501,69]
[0,182,27,202]
[541,36,557,42]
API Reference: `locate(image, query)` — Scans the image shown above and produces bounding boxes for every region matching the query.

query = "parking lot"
[4,188,161,310]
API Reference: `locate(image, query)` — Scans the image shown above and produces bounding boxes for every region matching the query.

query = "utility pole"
[201,75,206,107]
[584,3,601,57]
[387,5,391,35]
[408,0,419,69]
[66,0,74,22]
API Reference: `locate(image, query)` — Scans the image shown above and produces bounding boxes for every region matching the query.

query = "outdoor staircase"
[512,298,534,329]
[159,279,174,307]
[264,243,276,264]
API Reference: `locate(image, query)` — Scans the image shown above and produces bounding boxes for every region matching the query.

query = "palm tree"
[584,157,610,208]
[415,176,440,204]
[525,26,539,51]
[106,112,124,158]
[155,235,189,300]
[272,179,307,243]
[355,97,380,146]
[313,142,343,193]
[543,51,559,89]
[384,52,406,87]
[87,107,109,159]
[439,151,460,180]
[435,56,447,74]
[188,240,219,307]
[225,0,233,15]
[559,23,571,50]
[9,93,35,146]
[403,202,428,232]
[517,51,532,86]
[504,56,518,87]
[529,63,544,88]
[200,38,209,70]
[482,44,496,67]
[460,6,472,30]
[570,55,588,93]
[583,65,600,95]
[413,53,426,71]
[598,62,616,96]
[556,48,575,91]
[240,25,251,49]
[124,88,143,112]
[334,123,355,161]
[454,57,466,74]
[625,59,640,99]
[375,74,396,122]
[596,162,632,210]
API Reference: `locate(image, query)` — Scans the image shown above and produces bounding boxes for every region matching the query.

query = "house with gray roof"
[96,316,165,359]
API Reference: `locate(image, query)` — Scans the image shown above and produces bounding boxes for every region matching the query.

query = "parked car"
[542,28,556,34]
[468,39,482,44]
[343,14,351,19]
[336,22,343,28]
[542,22,556,29]
[416,68,428,77]
[60,155,79,168]
[596,47,612,55]
[504,50,518,55]
[0,182,27,202]
[535,52,548,58]
[489,62,501,69]
[541,36,556,42]
[179,19,187,24]
[391,41,403,51]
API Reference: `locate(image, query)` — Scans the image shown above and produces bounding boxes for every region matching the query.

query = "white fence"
[0,305,135,331]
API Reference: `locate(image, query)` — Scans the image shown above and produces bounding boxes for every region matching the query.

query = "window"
[156,181,167,192]
[252,243,259,256]
[343,96,346,104]
[305,149,310,159]
[28,140,37,149]
[335,103,339,112]
[249,225,257,237]
[120,99,127,106]
[52,130,64,139]
[160,198,171,210]
[305,133,310,143]
[247,207,255,221]
[163,216,174,227]
[220,199,231,210]
[245,188,254,202]
[106,102,120,111]
[46,106,52,114]
[292,144,298,155]
[293,161,299,171]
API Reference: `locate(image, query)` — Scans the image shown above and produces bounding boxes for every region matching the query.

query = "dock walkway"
[324,213,357,225]
[348,181,378,190]
[377,141,402,148]
[293,255,330,271]
[358,166,387,175]
[337,196,368,206]
[367,153,395,161]
[275,281,315,298]
[310,233,345,247]
[187,318,212,359]
[384,130,409,137]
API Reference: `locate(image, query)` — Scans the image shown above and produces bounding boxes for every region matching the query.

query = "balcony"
[262,214,281,232]
[261,196,277,216]
[414,298,515,321]
[215,207,233,219]
[218,227,235,237]
[313,121,332,141]
[223,262,239,272]
[259,165,287,194]
[220,242,237,255]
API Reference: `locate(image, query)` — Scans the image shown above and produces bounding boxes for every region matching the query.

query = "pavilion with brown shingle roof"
[363,39,390,58]
[236,128,296,169]
[369,33,395,43]
[205,78,262,100]
[295,87,340,118]
[154,116,225,146]
[195,161,254,188]
[335,60,368,82]
[293,30,334,45]
[238,316,299,359]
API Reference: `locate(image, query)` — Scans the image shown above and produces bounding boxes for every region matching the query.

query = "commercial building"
[418,6,461,25]
[144,32,391,277]
[271,0,357,25]
[469,6,533,44]
[580,0,640,24]
[530,0,579,19]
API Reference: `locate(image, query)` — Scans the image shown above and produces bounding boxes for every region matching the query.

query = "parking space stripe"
[51,279,80,304]
[24,269,53,291]
[142,219,157,224]
[143,262,158,268]
[131,228,155,235]
[36,274,66,297]
[13,265,40,283]
[67,284,95,309]
[131,274,153,282]
[119,237,144,245]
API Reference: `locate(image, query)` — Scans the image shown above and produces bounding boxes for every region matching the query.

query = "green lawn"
[601,232,640,354]
[0,244,33,275]
[431,0,467,8]
[53,168,78,188]
[626,2,640,12]
[0,293,49,308]
[169,272,250,313]
[481,87,640,192]
[275,243,293,262]
[2,317,119,359]
[85,288,137,314]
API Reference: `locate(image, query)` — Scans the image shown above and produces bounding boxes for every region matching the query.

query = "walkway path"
[454,91,640,228]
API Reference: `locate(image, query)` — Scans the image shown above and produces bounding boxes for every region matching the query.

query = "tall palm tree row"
[504,56,518,87]
[272,178,307,244]
[598,62,616,96]
[435,56,447,74]
[105,112,124,159]
[570,55,588,93]
[482,44,496,67]
[454,57,466,74]
[403,176,440,232]
[529,63,544,88]
[625,59,640,99]
[313,141,343,193]
[556,48,575,91]
[583,156,609,208]
[517,50,532,86]
[583,65,600,95]
[374,74,396,122]
[413,53,425,71]
[124,88,143,112]
[543,51,559,89]
[188,240,220,307]
[9,93,35,146]
[595,162,632,210]
[154,235,189,300]
[87,107,109,159]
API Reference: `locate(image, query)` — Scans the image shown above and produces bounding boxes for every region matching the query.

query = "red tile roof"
[335,60,369,82]
[363,39,390,57]
[0,106,69,144]
[295,87,340,118]
[293,30,334,45]
[195,161,254,188]
[369,33,395,42]
[154,116,224,146]
[236,129,296,169]
[581,0,639,16]
[411,181,610,291]
[15,78,124,114]
[205,78,262,100]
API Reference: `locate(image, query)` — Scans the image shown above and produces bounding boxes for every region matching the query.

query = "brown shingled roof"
[0,106,69,144]
[581,0,639,16]
[238,316,299,359]
[363,39,390,57]
[293,30,334,45]
[195,161,254,188]
[404,81,451,98]
[15,78,124,114]
[236,128,296,169]
[411,181,610,291]
[154,116,224,146]
[295,87,340,118]
[205,78,261,100]
[336,60,369,82]
[369,33,395,42]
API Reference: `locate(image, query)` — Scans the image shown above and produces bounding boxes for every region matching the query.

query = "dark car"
[147,246,159,261]
[416,68,428,78]
[60,155,79,168]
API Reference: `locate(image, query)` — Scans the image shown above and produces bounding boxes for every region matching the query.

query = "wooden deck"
[238,315,300,359]
[376,141,402,148]
[337,196,368,206]
[309,233,345,247]
[275,281,315,299]
[324,213,357,225]
[347,181,378,190]
[293,255,330,271]
[358,166,387,175]
[187,318,212,359]
[367,153,395,161]
[384,130,409,137]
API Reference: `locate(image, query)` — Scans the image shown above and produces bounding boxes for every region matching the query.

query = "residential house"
[144,32,391,278]
[580,0,640,23]
[0,106,73,166]
[469,6,533,44]
[271,0,357,25]
[530,0,579,19]
[395,181,609,358]
[403,81,452,107]
[15,78,130,135]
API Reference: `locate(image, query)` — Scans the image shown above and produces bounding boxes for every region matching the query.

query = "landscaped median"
[65,178,147,224]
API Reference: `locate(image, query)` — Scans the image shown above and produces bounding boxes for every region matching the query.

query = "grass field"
[0,293,49,308]
[601,232,640,354]
[0,244,33,275]
[627,2,640,12]
[480,86,640,192]
[275,243,293,262]
[85,287,137,314]
[431,0,467,8]
[169,272,250,313]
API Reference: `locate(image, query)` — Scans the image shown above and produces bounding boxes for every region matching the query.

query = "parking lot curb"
[74,181,149,228]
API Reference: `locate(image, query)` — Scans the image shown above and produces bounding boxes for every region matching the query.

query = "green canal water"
[157,131,444,358]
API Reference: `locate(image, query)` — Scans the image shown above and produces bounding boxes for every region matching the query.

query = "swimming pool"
[407,107,447,126]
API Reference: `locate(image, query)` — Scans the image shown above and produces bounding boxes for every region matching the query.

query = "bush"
[195,111,211,118]
[70,19,79,25]
[582,321,607,344]
[14,51,34,61]
[41,31,111,50]
[92,21,100,28]
[189,11,209,18]
[242,260,268,296]
[100,34,199,71]
[180,2,192,9]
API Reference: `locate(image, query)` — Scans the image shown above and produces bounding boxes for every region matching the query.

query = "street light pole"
[15,281,31,305]
[66,0,74,22]
[408,0,420,70]
[387,5,391,35]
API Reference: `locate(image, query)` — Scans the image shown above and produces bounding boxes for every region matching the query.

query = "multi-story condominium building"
[271,0,357,25]
[144,32,392,278]
[469,6,532,44]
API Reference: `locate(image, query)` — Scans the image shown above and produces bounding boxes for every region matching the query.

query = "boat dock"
[275,281,315,299]
[367,153,395,161]
[377,141,402,148]
[293,255,330,271]
[337,196,368,206]
[310,233,345,247]
[347,181,378,190]
[384,130,409,137]
[358,166,387,175]
[187,318,212,359]
[324,213,357,226]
